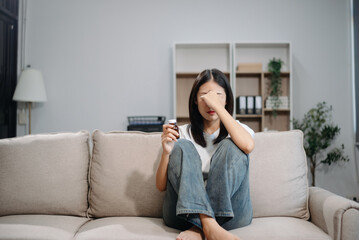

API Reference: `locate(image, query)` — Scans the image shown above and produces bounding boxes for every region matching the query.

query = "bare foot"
[176,226,205,240]
[200,215,240,240]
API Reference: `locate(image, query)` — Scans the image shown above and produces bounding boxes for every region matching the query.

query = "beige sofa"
[0,130,358,240]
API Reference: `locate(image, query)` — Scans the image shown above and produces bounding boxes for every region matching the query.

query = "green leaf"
[321,145,350,165]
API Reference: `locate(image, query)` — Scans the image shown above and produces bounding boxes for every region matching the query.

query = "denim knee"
[172,139,195,151]
[217,138,239,151]
[169,139,201,178]
[214,139,249,166]
[219,138,246,154]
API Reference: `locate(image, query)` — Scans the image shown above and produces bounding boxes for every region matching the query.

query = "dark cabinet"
[0,0,18,138]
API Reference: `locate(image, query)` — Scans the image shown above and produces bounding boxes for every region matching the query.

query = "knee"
[216,139,249,164]
[218,138,236,148]
[170,139,196,158]
[169,139,200,169]
[218,139,245,155]
[173,139,194,150]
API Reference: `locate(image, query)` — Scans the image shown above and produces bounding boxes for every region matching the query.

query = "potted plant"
[267,58,284,117]
[293,102,349,186]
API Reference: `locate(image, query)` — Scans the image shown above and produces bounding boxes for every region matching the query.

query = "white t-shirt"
[178,120,255,174]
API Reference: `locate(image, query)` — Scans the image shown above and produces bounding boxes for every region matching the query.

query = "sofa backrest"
[88,130,165,218]
[0,131,90,217]
[250,130,309,219]
[88,130,309,220]
[0,130,309,220]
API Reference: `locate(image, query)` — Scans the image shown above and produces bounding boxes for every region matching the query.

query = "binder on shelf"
[236,97,239,114]
[237,96,263,115]
[236,96,246,115]
[246,96,254,114]
[254,96,262,114]
[240,96,246,114]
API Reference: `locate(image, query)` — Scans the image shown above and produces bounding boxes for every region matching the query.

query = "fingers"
[162,124,179,142]
[162,124,175,133]
[162,124,171,132]
[163,134,177,143]
[162,124,179,137]
[200,90,212,98]
[200,91,217,102]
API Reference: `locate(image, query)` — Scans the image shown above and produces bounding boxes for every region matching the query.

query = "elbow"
[156,182,166,192]
[243,139,255,154]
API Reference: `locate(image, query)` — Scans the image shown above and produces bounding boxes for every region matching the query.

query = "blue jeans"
[162,138,253,231]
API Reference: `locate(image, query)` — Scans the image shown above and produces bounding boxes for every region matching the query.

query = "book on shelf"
[265,96,289,109]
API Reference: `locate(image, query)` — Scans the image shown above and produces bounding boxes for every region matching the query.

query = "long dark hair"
[188,69,234,147]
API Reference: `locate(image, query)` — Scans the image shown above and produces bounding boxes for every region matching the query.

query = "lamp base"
[28,102,32,135]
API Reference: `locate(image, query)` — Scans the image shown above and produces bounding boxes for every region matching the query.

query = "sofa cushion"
[0,131,90,217]
[75,216,330,240]
[231,217,331,240]
[249,130,309,219]
[0,215,89,240]
[75,217,179,240]
[88,130,165,218]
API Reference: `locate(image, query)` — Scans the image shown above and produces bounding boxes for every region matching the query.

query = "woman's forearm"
[215,107,254,154]
[156,151,170,192]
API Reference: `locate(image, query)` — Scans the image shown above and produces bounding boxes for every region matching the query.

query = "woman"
[156,69,254,240]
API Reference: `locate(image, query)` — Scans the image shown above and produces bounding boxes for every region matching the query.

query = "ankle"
[199,214,218,234]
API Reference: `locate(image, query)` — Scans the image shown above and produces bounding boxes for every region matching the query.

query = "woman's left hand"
[200,90,225,110]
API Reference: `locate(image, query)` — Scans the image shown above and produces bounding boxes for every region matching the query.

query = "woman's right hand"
[157,124,178,192]
[161,124,179,154]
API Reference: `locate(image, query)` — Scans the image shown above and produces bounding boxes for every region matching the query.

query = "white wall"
[18,0,359,198]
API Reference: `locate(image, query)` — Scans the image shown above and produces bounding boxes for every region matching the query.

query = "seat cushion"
[75,217,179,240]
[75,216,330,240]
[231,217,331,240]
[0,131,90,217]
[0,215,89,240]
[88,130,165,218]
[249,130,309,219]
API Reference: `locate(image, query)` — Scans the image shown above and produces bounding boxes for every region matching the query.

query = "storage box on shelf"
[265,96,289,109]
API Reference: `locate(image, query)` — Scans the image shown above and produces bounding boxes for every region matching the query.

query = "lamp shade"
[13,68,47,102]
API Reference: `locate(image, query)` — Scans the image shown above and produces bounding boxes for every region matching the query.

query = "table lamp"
[13,68,47,134]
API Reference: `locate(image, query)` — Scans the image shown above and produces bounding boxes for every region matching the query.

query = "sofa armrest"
[309,187,359,240]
